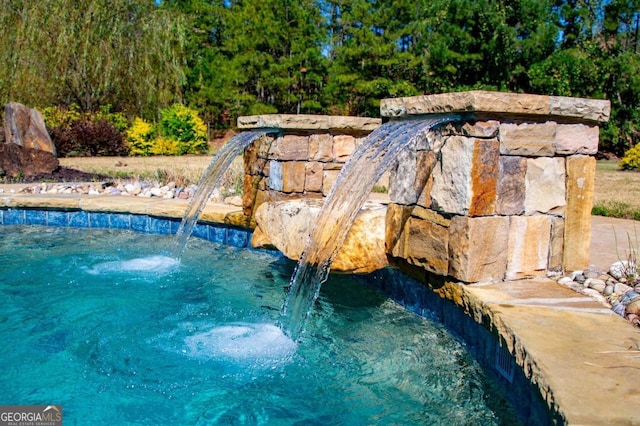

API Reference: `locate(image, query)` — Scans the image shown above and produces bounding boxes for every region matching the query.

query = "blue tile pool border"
[0,208,253,248]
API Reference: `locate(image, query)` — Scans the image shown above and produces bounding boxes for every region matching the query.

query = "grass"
[59,155,214,186]
[593,161,640,221]
[59,154,245,196]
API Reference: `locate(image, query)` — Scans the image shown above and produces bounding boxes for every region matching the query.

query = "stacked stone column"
[382,91,610,283]
[238,114,381,219]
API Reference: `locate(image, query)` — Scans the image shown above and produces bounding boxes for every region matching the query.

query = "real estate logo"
[0,405,62,426]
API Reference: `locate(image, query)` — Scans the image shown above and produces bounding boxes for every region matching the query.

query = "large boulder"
[4,102,56,154]
[251,199,389,274]
[0,143,59,177]
[1,102,58,177]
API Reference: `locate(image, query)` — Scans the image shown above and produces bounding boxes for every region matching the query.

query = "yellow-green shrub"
[42,104,82,129]
[150,136,181,156]
[619,144,640,171]
[158,104,209,154]
[126,117,156,156]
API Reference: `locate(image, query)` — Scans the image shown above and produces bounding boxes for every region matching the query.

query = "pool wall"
[356,269,556,425]
[0,208,252,248]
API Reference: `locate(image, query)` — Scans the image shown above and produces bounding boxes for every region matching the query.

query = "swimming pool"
[0,223,519,424]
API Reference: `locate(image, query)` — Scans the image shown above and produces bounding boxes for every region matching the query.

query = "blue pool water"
[0,225,519,424]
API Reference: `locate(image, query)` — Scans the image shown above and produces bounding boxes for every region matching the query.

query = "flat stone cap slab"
[237,114,381,133]
[381,91,611,123]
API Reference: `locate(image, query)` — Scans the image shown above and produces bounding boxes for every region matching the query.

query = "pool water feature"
[172,129,278,258]
[0,225,519,424]
[281,117,456,340]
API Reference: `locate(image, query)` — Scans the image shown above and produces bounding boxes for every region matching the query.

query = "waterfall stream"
[280,117,457,340]
[171,129,277,258]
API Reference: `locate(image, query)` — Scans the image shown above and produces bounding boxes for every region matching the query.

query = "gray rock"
[614,283,632,295]
[588,279,606,293]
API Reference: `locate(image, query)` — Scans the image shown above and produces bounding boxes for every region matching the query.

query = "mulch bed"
[0,166,108,184]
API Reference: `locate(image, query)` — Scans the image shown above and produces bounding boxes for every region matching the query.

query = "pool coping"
[1,191,638,425]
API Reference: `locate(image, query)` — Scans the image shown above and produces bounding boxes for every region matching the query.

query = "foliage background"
[1,0,639,155]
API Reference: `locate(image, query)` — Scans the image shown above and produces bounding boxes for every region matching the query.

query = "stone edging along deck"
[1,190,638,425]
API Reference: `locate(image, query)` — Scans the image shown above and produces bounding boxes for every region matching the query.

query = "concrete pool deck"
[0,187,638,425]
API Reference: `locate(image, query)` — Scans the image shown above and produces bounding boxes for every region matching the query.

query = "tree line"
[0,0,638,154]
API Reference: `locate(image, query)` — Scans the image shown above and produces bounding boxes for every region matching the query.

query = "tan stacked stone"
[382,90,610,282]
[564,155,596,271]
[430,136,474,215]
[332,135,356,162]
[548,217,565,272]
[304,162,323,192]
[268,135,309,161]
[448,216,510,282]
[554,123,599,155]
[239,92,608,282]
[385,203,412,258]
[506,216,552,280]
[524,157,566,216]
[496,156,526,215]
[380,91,610,122]
[469,139,500,216]
[309,134,333,161]
[499,122,556,156]
[240,114,382,219]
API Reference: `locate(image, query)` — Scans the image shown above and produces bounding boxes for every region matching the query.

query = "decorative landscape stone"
[1,102,59,177]
[380,90,611,123]
[4,102,57,153]
[241,115,382,219]
[251,199,388,274]
[241,91,610,282]
[382,90,610,282]
[564,155,596,271]
[237,114,381,134]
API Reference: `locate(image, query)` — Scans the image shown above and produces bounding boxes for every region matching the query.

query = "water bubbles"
[86,255,180,275]
[182,322,297,364]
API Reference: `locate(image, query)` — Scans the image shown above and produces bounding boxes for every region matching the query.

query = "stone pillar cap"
[237,114,381,133]
[380,91,610,123]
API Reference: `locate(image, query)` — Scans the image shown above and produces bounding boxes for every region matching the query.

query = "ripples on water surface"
[0,226,519,425]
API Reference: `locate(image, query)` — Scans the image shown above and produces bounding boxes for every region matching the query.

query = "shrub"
[127,117,156,156]
[47,126,75,156]
[158,104,208,155]
[150,136,181,156]
[44,103,211,158]
[42,105,82,129]
[95,105,128,133]
[51,118,128,157]
[619,144,640,171]
[43,105,129,157]
[70,119,128,156]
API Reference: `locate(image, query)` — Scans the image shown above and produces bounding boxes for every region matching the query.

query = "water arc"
[171,129,279,258]
[280,116,458,340]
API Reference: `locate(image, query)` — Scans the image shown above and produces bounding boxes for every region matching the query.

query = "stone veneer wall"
[382,91,611,282]
[238,114,381,219]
